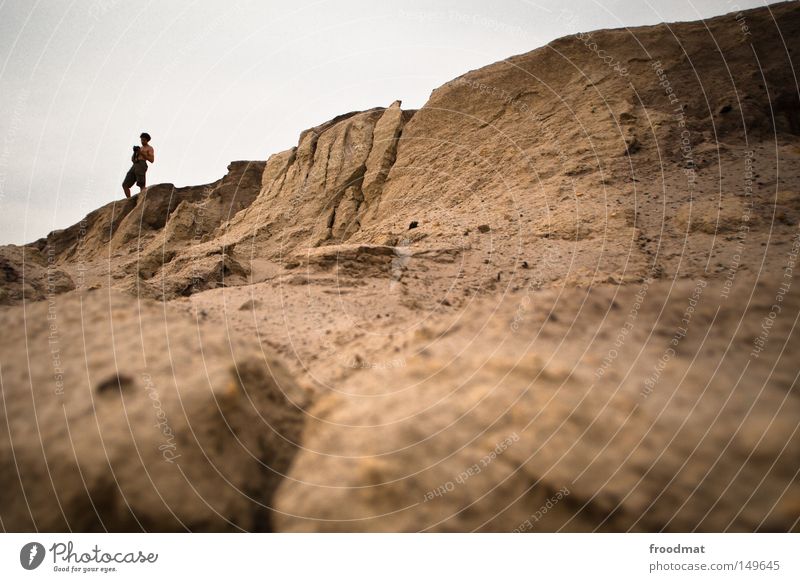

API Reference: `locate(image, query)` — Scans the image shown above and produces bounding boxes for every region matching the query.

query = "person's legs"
[122,167,136,198]
[135,166,147,195]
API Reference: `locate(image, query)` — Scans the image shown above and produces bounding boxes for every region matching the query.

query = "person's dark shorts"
[123,161,147,188]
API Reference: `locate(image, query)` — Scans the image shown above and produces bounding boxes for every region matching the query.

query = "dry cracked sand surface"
[1,3,799,531]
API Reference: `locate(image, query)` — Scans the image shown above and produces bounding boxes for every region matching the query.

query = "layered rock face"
[1,3,800,532]
[216,102,415,253]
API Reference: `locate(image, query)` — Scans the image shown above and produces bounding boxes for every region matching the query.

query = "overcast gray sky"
[0,0,781,245]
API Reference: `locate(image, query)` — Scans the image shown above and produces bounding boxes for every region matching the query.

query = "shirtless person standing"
[122,132,155,198]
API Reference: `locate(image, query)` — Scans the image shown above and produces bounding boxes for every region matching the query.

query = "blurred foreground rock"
[0,291,305,531]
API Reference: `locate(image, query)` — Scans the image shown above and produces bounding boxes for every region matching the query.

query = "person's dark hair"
[140,132,151,141]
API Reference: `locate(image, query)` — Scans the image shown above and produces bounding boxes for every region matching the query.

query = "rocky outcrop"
[4,161,265,305]
[0,291,306,531]
[29,197,137,263]
[125,161,264,298]
[221,104,413,253]
[111,160,265,253]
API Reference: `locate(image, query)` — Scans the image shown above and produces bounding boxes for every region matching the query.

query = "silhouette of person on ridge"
[123,132,154,198]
